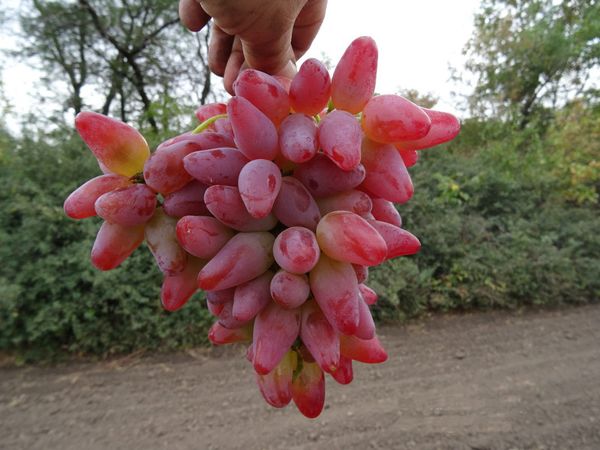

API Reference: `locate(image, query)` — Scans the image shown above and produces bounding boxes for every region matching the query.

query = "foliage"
[370,109,599,321]
[0,128,213,361]
[462,0,599,126]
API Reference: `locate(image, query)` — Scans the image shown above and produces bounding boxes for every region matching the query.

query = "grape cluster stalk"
[64,36,460,418]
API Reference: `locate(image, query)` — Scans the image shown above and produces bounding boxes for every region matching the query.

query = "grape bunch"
[64,36,460,418]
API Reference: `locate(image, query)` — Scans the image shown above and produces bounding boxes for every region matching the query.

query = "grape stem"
[192,113,228,134]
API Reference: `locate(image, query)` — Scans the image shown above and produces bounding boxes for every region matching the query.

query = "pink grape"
[273,226,320,274]
[233,271,274,323]
[145,208,187,275]
[293,154,366,198]
[208,322,252,345]
[316,189,372,216]
[361,138,413,204]
[212,118,234,141]
[90,221,145,271]
[256,351,295,408]
[162,181,209,217]
[194,102,226,123]
[352,264,369,284]
[160,257,205,312]
[238,159,282,218]
[309,253,360,335]
[331,36,378,114]
[370,198,402,227]
[176,216,234,259]
[144,133,233,194]
[227,96,279,160]
[318,110,362,170]
[156,129,234,152]
[300,300,340,374]
[367,220,421,259]
[278,113,318,163]
[217,299,250,329]
[340,334,388,364]
[289,58,331,116]
[64,174,131,219]
[354,294,375,340]
[291,360,325,419]
[75,111,150,176]
[330,355,353,385]
[395,108,461,150]
[183,147,249,186]
[272,177,321,230]
[398,148,419,168]
[233,69,290,126]
[94,184,156,226]
[205,287,235,305]
[359,284,378,305]
[197,231,274,291]
[252,303,301,375]
[207,298,226,317]
[204,185,277,232]
[361,94,431,143]
[316,211,387,267]
[270,270,310,309]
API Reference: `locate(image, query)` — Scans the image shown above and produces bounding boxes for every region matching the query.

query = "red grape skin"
[318,110,362,171]
[195,102,227,123]
[354,294,375,340]
[233,69,290,126]
[197,231,275,291]
[340,334,388,364]
[238,159,282,219]
[255,350,295,408]
[183,147,249,187]
[316,211,387,267]
[233,271,274,322]
[160,257,205,312]
[204,185,278,232]
[329,355,353,385]
[64,174,131,219]
[75,111,149,176]
[272,177,321,231]
[162,181,209,218]
[253,303,301,375]
[300,300,340,374]
[208,321,252,345]
[278,113,318,164]
[145,208,187,275]
[367,220,421,259]
[291,360,325,418]
[176,216,234,259]
[361,94,432,143]
[273,226,320,274]
[331,36,378,114]
[94,184,156,227]
[395,108,461,150]
[289,58,331,116]
[361,138,413,204]
[293,154,366,198]
[90,221,145,271]
[370,198,402,227]
[316,189,372,216]
[309,253,360,335]
[270,270,310,309]
[227,96,279,160]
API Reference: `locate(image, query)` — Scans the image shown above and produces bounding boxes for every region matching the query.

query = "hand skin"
[179,0,327,93]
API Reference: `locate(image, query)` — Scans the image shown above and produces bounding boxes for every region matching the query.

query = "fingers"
[291,0,328,60]
[208,25,235,77]
[223,37,245,94]
[179,0,211,32]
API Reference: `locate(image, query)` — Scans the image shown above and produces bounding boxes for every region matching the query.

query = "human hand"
[179,0,327,93]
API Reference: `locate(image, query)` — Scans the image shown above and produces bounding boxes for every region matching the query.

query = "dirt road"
[1,304,599,450]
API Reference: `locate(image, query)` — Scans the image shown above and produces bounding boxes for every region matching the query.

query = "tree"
[462,0,599,127]
[17,0,215,133]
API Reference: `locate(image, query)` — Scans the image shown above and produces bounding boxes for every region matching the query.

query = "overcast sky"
[2,0,480,127]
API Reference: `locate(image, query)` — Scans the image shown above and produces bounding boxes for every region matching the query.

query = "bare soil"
[1,304,599,450]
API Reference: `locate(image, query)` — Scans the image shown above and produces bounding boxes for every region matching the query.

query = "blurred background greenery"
[0,0,598,361]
